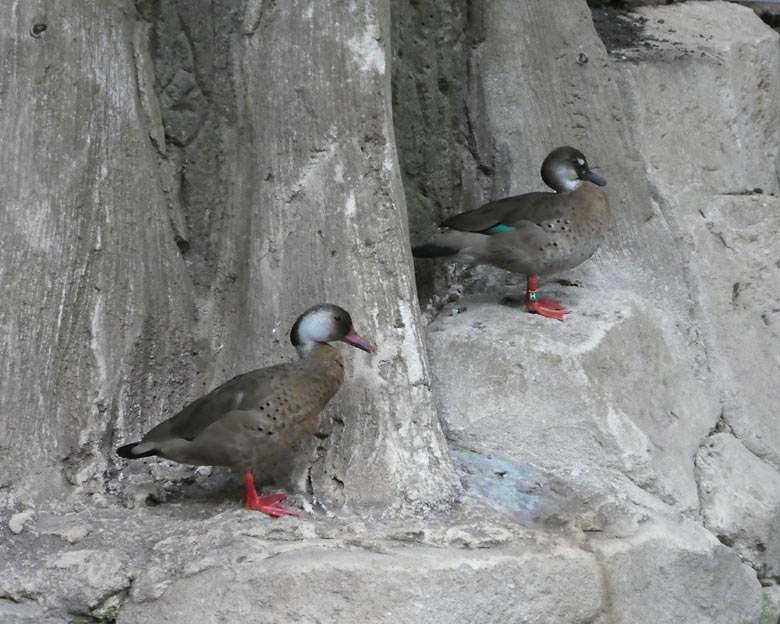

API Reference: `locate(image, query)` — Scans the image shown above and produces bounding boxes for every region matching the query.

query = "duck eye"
[334,315,342,321]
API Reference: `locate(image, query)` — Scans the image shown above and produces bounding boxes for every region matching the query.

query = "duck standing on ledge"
[117,304,372,517]
[413,146,610,321]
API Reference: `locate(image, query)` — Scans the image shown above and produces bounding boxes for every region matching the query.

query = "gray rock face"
[0,0,198,506]
[591,516,762,624]
[2,505,608,624]
[430,296,716,511]
[0,0,455,512]
[1,1,779,623]
[697,433,780,580]
[415,0,780,623]
[119,517,606,624]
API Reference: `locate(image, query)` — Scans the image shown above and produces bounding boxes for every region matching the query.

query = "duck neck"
[295,341,317,359]
[295,341,340,361]
[556,178,582,193]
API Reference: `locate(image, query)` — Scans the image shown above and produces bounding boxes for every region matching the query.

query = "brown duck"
[413,146,610,321]
[117,304,372,517]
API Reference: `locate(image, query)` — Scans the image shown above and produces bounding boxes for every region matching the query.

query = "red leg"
[241,473,297,517]
[525,276,570,322]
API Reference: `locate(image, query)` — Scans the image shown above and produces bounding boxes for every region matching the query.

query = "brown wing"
[444,192,568,232]
[143,361,298,444]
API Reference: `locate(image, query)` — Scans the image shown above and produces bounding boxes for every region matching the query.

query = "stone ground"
[0,466,765,624]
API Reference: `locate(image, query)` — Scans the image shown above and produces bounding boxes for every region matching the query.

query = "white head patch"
[296,308,334,346]
[553,164,581,192]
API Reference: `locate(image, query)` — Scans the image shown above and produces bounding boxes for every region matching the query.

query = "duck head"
[290,304,373,357]
[541,146,607,193]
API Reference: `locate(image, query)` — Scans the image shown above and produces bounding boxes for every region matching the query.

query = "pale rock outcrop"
[431,296,716,512]
[422,1,779,623]
[696,433,780,579]
[591,516,762,624]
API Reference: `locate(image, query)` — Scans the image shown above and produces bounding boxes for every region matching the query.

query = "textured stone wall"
[0,0,455,513]
[0,0,197,505]
[404,0,780,622]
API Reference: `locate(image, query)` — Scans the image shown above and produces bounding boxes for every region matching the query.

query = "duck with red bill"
[117,304,372,516]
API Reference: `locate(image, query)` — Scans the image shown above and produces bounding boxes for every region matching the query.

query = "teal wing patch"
[484,224,516,234]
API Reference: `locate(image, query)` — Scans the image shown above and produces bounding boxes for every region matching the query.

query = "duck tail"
[412,242,459,258]
[116,442,157,459]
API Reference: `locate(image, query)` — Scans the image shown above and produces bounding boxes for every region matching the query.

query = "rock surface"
[430,295,716,512]
[414,1,779,623]
[697,433,780,580]
[0,1,779,623]
[2,503,609,624]
[591,515,762,624]
[0,0,456,513]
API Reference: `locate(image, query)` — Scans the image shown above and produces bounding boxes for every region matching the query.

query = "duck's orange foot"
[241,473,297,517]
[245,492,296,517]
[526,298,570,322]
